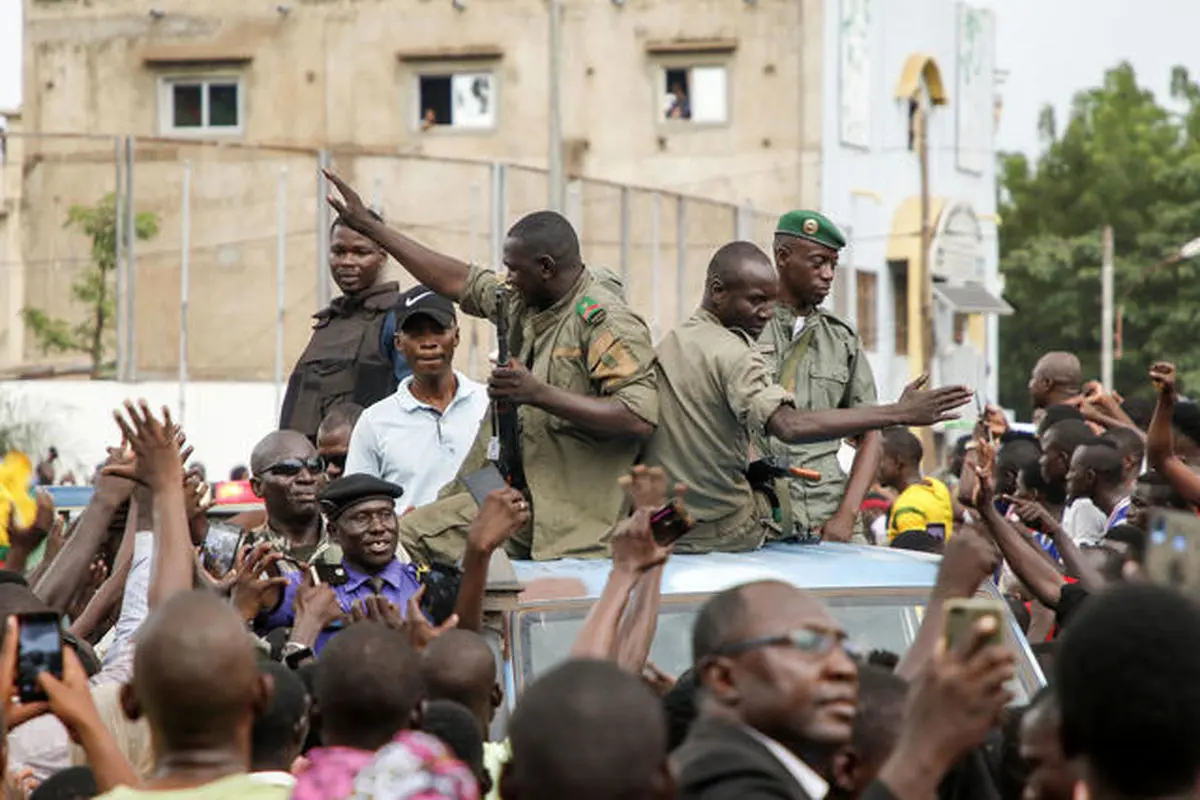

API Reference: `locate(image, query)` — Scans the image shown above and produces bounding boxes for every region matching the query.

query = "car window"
[513,588,1037,706]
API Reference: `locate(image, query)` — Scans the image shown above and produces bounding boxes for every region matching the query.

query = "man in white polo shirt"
[345,287,489,509]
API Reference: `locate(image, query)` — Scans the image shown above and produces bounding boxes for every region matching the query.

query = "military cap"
[775,210,847,251]
[318,474,404,519]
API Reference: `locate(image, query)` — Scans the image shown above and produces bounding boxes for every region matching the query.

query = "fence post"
[123,136,137,381]
[619,186,631,283]
[676,195,687,329]
[468,180,483,375]
[179,161,191,426]
[489,162,508,272]
[650,193,661,341]
[565,180,583,239]
[736,199,754,241]
[114,137,127,381]
[316,150,332,309]
[275,165,288,415]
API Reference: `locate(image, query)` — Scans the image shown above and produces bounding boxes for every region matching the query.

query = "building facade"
[5,0,1004,397]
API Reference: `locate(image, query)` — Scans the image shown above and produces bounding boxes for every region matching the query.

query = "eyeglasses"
[338,507,398,533]
[708,628,858,660]
[261,456,325,477]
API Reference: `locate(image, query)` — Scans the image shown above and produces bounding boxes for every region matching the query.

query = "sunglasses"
[324,453,347,471]
[261,456,325,477]
[708,628,858,661]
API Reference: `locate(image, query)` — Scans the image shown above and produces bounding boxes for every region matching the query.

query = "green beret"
[775,210,847,251]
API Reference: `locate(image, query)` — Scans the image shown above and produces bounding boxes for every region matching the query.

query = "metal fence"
[2,132,781,385]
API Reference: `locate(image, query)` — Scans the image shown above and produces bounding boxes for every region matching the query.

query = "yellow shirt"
[886,478,954,542]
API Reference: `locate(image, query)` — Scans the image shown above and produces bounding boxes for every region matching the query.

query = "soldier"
[756,210,883,542]
[645,241,971,553]
[280,209,410,441]
[323,170,657,562]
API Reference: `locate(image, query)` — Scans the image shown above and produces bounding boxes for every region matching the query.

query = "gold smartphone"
[943,597,1006,651]
[1145,509,1200,591]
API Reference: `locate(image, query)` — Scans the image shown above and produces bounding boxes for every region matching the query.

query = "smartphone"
[1145,509,1200,590]
[16,611,64,704]
[464,464,510,506]
[650,502,695,547]
[943,598,1006,651]
[309,562,349,587]
[200,522,244,579]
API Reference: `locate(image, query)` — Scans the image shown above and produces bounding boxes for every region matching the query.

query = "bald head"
[702,241,779,337]
[693,580,838,662]
[422,629,499,732]
[706,241,774,286]
[131,591,267,753]
[250,430,315,475]
[1030,352,1083,409]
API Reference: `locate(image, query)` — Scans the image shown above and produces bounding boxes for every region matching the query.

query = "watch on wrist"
[282,641,314,668]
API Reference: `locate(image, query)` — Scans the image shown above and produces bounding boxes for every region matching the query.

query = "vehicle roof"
[42,485,96,512]
[510,541,941,601]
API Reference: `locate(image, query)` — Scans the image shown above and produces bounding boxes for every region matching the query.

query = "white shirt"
[345,372,489,509]
[743,726,829,800]
[791,316,808,340]
[102,531,154,667]
[1062,497,1108,546]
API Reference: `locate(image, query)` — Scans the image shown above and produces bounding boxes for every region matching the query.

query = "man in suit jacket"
[674,580,1014,800]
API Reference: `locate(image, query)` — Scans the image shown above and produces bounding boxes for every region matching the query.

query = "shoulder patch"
[575,296,605,324]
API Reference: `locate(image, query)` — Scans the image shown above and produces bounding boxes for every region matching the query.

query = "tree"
[21,194,159,377]
[997,62,1200,417]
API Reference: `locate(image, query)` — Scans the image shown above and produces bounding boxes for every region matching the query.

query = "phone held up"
[943,597,1006,651]
[650,501,695,547]
[15,610,64,703]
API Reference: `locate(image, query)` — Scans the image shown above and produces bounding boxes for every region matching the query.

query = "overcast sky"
[2,0,1199,155]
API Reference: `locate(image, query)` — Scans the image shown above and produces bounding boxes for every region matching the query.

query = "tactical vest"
[279,282,402,439]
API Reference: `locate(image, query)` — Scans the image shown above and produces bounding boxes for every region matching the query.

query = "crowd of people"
[0,170,1198,800]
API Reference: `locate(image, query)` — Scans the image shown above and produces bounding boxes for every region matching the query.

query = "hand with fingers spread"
[92,445,137,507]
[899,373,930,403]
[103,401,185,491]
[896,380,974,426]
[389,586,459,652]
[322,169,378,235]
[466,487,530,555]
[229,543,290,623]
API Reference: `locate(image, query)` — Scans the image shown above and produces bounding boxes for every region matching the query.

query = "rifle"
[490,285,528,492]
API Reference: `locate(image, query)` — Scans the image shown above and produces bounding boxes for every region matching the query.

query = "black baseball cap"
[396,286,456,330]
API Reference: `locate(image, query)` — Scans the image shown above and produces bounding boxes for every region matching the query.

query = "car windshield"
[513,587,1037,704]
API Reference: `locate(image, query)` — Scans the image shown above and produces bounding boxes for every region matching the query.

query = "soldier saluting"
[323,170,658,562]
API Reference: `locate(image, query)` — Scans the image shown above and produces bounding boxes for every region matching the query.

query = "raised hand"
[1150,362,1177,398]
[618,465,686,513]
[899,373,930,402]
[229,543,290,622]
[322,169,376,234]
[466,488,529,555]
[611,507,672,575]
[103,401,184,491]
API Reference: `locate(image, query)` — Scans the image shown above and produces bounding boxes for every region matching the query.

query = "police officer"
[279,209,411,441]
[323,170,658,562]
[756,211,884,542]
[645,241,971,553]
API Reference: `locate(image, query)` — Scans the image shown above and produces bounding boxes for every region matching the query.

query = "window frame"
[157,73,245,138]
[653,57,732,130]
[410,66,500,134]
[856,269,879,352]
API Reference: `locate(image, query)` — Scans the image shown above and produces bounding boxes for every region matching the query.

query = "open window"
[660,65,728,124]
[416,72,496,131]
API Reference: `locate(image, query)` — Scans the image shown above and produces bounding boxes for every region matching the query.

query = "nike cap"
[396,285,457,330]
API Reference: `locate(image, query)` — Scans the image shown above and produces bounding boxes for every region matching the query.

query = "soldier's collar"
[531,269,590,328]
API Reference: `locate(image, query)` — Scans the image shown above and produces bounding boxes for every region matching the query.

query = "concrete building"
[5,0,1006,410]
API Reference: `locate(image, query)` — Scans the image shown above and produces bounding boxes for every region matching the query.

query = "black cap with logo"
[396,285,457,330]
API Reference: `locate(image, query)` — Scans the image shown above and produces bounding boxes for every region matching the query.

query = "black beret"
[318,474,404,520]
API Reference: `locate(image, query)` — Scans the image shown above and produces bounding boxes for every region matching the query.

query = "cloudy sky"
[2,0,1199,156]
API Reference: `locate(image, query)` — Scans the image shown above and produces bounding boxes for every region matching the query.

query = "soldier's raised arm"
[324,169,470,301]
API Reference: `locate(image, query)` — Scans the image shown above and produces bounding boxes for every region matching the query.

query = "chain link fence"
[2,132,781,384]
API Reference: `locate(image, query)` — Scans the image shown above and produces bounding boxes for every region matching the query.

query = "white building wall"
[819,0,1000,402]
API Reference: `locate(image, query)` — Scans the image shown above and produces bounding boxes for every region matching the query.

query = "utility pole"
[547,0,565,212]
[910,103,937,470]
[1101,225,1114,389]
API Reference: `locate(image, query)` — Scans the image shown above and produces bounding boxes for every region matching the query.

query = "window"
[953,313,970,344]
[159,77,242,135]
[857,271,878,351]
[661,65,727,124]
[417,72,495,131]
[889,260,909,355]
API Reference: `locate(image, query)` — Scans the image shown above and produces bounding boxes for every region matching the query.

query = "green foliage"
[21,194,159,377]
[998,62,1200,417]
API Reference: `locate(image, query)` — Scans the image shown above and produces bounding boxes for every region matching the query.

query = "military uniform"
[754,211,879,537]
[644,309,793,553]
[399,264,658,563]
[280,281,404,440]
[242,521,342,573]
